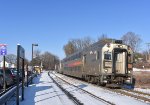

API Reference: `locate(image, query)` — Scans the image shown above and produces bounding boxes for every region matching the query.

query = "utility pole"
[146,43,150,62]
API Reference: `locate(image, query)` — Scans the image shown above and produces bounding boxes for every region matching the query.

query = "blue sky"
[0,0,150,60]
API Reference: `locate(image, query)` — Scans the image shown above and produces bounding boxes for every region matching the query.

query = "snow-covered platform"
[16,71,149,105]
[20,71,74,105]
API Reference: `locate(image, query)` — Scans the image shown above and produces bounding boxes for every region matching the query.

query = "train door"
[113,49,127,74]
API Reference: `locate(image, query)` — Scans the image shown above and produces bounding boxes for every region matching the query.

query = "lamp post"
[32,44,38,61]
[31,44,38,82]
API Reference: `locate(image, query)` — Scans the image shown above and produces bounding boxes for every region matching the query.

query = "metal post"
[3,56,6,91]
[40,61,42,74]
[146,43,150,61]
[32,44,33,63]
[31,44,38,81]
[26,64,28,87]
[22,59,24,101]
[31,44,33,84]
[16,45,20,105]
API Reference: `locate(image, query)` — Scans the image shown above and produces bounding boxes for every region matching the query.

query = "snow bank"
[134,88,150,94]
[133,68,150,72]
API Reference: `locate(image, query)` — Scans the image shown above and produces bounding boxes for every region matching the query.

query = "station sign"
[18,45,25,59]
[0,44,7,56]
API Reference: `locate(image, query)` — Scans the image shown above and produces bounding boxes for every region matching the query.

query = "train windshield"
[128,54,133,69]
[104,52,111,60]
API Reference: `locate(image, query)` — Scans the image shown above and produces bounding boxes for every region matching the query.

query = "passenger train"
[59,40,135,88]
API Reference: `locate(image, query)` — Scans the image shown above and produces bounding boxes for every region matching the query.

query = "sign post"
[16,44,25,105]
[0,44,7,91]
[26,64,29,87]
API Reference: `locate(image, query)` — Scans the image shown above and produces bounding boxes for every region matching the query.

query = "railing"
[0,83,21,105]
[0,74,36,105]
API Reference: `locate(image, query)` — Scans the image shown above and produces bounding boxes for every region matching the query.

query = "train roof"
[62,39,123,61]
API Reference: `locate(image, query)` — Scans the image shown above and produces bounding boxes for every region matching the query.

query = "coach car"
[61,40,134,87]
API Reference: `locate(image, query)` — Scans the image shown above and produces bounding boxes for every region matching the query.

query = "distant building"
[0,61,16,68]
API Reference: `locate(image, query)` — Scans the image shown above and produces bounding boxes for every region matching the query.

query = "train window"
[75,54,77,60]
[74,67,75,71]
[78,66,81,70]
[96,51,100,60]
[78,66,80,70]
[75,67,76,71]
[77,54,79,58]
[79,53,81,58]
[76,66,77,70]
[64,67,67,70]
[128,54,132,63]
[104,52,111,60]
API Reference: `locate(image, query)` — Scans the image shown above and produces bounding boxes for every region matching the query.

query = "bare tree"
[121,32,141,52]
[33,49,41,58]
[98,34,112,44]
[30,57,41,66]
[82,37,95,48]
[30,50,41,66]
[63,41,77,56]
[24,58,29,65]
[5,54,17,64]
[30,50,59,70]
[71,39,83,50]
[142,51,148,61]
[40,52,59,69]
[98,34,108,41]
[63,37,95,56]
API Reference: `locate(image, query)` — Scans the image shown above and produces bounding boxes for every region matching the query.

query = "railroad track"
[54,72,150,104]
[112,88,150,103]
[94,82,150,103]
[48,72,83,105]
[99,85,150,103]
[49,71,115,105]
[122,89,150,97]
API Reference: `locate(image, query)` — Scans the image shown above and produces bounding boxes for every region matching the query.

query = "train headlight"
[128,70,131,73]
[104,69,108,73]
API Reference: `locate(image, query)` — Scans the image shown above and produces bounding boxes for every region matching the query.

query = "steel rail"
[50,72,115,105]
[56,72,150,104]
[48,72,83,105]
[122,89,150,97]
[112,89,150,103]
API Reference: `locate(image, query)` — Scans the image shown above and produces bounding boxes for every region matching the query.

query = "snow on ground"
[133,68,150,72]
[134,88,150,94]
[18,71,75,105]
[55,72,150,105]
[51,74,109,105]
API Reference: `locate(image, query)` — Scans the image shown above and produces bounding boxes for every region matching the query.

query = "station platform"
[19,71,74,105]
